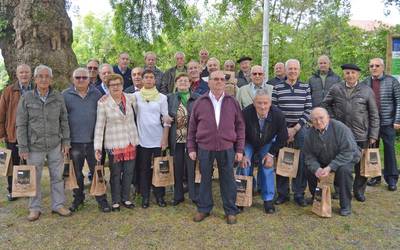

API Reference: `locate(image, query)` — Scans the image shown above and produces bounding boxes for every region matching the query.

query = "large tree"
[0,0,77,88]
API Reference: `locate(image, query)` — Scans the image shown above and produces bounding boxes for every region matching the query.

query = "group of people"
[0,49,399,225]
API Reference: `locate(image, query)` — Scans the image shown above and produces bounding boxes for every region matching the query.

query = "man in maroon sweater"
[188,70,245,225]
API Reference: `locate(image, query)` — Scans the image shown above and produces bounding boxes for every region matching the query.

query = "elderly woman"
[94,74,139,211]
[167,73,200,205]
[134,69,171,209]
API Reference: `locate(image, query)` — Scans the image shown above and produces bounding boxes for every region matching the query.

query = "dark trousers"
[276,127,309,199]
[108,154,135,204]
[6,142,20,194]
[173,143,186,201]
[354,141,369,196]
[186,151,199,203]
[375,125,399,186]
[197,147,239,216]
[70,143,107,204]
[138,146,165,199]
[308,164,354,209]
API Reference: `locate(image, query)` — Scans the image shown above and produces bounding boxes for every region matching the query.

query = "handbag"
[0,147,12,176]
[276,143,300,178]
[90,162,107,196]
[64,155,79,190]
[12,159,37,197]
[152,150,174,187]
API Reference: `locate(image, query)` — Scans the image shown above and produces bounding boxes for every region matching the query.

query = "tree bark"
[0,0,77,89]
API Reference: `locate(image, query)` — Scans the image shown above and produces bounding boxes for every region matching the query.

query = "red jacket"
[187,92,245,153]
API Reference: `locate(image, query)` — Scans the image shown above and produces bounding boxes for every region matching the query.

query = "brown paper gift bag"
[276,146,300,178]
[235,175,253,207]
[195,161,201,184]
[12,162,37,197]
[90,163,107,196]
[152,153,174,187]
[360,148,382,178]
[0,148,12,177]
[312,174,334,218]
[64,156,79,190]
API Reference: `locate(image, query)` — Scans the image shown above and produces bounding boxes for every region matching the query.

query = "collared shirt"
[256,112,269,131]
[209,91,225,128]
[345,81,358,88]
[74,86,89,98]
[118,66,126,74]
[317,123,329,136]
[35,88,49,103]
[250,82,266,96]
[101,82,109,95]
[19,82,32,95]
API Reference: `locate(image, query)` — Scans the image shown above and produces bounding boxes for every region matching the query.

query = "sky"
[68,0,400,26]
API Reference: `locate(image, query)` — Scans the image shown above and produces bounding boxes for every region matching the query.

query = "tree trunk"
[0,0,77,89]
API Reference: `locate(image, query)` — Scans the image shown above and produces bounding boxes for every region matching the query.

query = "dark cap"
[341,64,361,71]
[237,56,252,64]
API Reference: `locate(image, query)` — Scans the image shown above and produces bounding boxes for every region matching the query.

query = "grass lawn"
[0,141,399,249]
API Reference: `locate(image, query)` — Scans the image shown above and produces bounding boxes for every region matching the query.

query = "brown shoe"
[226,215,237,225]
[193,212,210,222]
[52,206,72,217]
[27,211,41,221]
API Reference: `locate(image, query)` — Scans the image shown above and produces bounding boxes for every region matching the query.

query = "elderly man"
[307,55,341,107]
[16,65,71,221]
[0,64,33,201]
[187,60,208,95]
[362,58,400,191]
[236,56,252,87]
[199,49,209,77]
[124,67,144,94]
[224,60,236,72]
[161,52,187,94]
[113,52,133,90]
[62,67,111,213]
[201,58,220,83]
[322,64,380,202]
[188,70,245,224]
[240,89,288,213]
[87,59,101,86]
[143,51,164,90]
[304,107,361,216]
[236,65,273,109]
[267,62,286,86]
[272,59,312,207]
[96,63,114,96]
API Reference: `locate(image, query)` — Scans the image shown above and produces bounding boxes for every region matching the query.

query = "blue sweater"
[62,85,102,143]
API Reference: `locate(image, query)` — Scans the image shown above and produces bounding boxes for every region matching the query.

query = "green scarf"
[140,86,160,102]
[178,91,190,106]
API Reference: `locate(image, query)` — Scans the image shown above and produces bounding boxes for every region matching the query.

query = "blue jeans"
[237,142,275,201]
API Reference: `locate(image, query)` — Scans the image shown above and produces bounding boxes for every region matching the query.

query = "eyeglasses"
[211,77,225,81]
[74,76,89,80]
[252,72,263,76]
[369,64,381,68]
[108,83,122,87]
[87,67,98,70]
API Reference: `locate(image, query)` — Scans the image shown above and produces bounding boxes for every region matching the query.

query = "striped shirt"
[272,81,312,127]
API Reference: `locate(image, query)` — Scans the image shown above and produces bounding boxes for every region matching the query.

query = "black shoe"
[340,207,351,216]
[294,197,308,207]
[111,203,120,212]
[172,199,184,206]
[237,206,244,213]
[274,196,289,205]
[142,197,150,209]
[332,192,340,200]
[122,201,135,209]
[388,185,397,191]
[264,201,275,214]
[99,201,111,213]
[354,193,366,202]
[7,193,17,202]
[69,199,84,212]
[157,197,167,207]
[367,177,381,186]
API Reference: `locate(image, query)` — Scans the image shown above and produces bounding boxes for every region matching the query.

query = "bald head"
[310,107,330,131]
[16,64,32,85]
[274,62,285,78]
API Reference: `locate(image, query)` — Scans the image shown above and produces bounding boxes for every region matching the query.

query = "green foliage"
[0,17,8,39]
[0,58,9,90]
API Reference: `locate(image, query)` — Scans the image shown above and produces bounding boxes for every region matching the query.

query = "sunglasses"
[211,77,225,81]
[369,64,381,68]
[109,83,122,87]
[87,66,98,70]
[74,76,89,80]
[252,72,263,76]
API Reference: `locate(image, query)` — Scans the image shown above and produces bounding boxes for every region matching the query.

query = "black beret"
[237,56,252,64]
[341,64,361,71]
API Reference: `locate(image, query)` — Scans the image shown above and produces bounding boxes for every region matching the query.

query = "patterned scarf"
[140,86,160,102]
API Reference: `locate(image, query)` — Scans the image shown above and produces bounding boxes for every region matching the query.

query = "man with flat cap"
[236,56,252,88]
[304,107,361,216]
[322,63,379,203]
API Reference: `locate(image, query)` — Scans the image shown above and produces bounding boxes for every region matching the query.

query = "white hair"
[370,58,385,66]
[72,67,89,77]
[99,63,114,73]
[175,51,185,58]
[34,64,53,78]
[254,89,271,99]
[285,59,300,70]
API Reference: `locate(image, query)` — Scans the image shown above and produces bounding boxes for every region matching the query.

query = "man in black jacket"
[304,107,361,216]
[240,89,288,213]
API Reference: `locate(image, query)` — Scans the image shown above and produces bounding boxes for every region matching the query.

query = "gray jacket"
[161,66,187,95]
[304,119,361,174]
[321,82,380,142]
[308,69,341,107]
[16,88,70,153]
[362,74,400,126]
